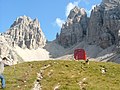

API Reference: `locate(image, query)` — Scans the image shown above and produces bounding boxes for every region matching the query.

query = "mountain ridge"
[0,0,120,64]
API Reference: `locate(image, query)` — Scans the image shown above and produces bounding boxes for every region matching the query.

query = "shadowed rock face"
[88,0,120,48]
[102,0,120,4]
[57,6,88,48]
[57,0,120,49]
[7,15,46,49]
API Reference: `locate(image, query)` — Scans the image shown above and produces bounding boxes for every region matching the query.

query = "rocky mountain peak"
[68,6,86,19]
[7,15,46,49]
[57,6,88,48]
[102,0,120,3]
[88,0,120,49]
[57,0,120,50]
[11,15,32,27]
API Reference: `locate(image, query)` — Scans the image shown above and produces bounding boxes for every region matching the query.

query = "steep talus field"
[2,60,120,90]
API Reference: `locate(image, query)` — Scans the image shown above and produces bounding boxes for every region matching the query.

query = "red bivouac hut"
[74,49,86,60]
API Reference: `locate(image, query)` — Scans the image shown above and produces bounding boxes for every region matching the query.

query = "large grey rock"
[87,0,120,49]
[57,6,88,48]
[7,15,46,49]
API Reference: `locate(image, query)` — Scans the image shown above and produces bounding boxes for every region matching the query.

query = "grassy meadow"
[1,60,120,90]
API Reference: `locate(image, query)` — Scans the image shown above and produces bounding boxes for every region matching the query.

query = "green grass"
[1,60,120,90]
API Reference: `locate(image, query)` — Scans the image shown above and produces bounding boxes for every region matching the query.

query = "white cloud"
[66,0,80,17]
[55,18,65,28]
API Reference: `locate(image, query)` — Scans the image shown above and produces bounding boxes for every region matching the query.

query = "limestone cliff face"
[57,6,88,48]
[57,0,120,49]
[0,16,47,64]
[7,15,46,49]
[0,35,23,64]
[87,0,120,49]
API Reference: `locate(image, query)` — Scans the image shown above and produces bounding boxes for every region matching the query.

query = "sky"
[0,0,102,41]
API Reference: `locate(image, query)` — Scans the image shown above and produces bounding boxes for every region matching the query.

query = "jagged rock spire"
[7,15,46,49]
[57,6,88,48]
[68,6,86,19]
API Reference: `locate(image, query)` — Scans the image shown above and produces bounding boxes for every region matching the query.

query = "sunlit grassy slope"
[1,60,120,90]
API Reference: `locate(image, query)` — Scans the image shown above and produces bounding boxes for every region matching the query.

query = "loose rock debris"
[78,78,88,90]
[32,64,52,90]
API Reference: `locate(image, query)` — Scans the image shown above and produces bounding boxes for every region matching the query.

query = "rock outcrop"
[57,0,120,50]
[53,0,120,62]
[87,0,120,49]
[6,15,46,49]
[0,35,23,64]
[57,6,88,48]
[0,15,47,64]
